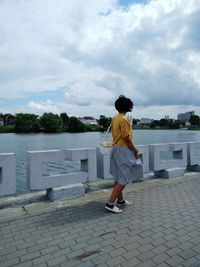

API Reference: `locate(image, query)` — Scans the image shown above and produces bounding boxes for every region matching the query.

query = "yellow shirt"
[112,113,133,146]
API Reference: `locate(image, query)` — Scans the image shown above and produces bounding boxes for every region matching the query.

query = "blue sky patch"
[1,88,65,109]
[119,0,148,6]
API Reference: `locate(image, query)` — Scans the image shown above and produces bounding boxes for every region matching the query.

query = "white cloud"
[0,0,200,118]
[25,100,59,114]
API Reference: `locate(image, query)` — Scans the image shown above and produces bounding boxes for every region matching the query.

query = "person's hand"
[134,150,140,159]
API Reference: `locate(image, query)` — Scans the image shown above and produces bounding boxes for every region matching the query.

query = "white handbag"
[100,124,112,149]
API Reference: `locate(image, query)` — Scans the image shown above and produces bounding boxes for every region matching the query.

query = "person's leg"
[108,182,125,204]
[105,182,125,213]
[113,182,132,206]
[113,182,124,201]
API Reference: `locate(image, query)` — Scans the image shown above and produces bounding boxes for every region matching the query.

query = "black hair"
[115,95,133,113]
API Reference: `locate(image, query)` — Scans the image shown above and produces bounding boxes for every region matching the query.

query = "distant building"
[80,116,98,125]
[0,118,4,126]
[177,111,194,123]
[138,118,154,125]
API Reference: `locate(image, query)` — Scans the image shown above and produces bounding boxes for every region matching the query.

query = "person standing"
[105,95,140,213]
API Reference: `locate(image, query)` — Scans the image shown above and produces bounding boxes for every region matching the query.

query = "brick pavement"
[1,176,200,267]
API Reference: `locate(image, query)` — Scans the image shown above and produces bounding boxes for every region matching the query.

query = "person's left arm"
[120,119,140,158]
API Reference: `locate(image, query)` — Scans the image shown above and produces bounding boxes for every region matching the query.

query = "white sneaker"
[117,199,132,206]
[105,203,123,213]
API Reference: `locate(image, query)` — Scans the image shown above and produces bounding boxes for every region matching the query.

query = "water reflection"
[177,131,196,142]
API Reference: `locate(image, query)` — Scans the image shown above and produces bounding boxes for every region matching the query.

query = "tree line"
[0,113,111,133]
[1,112,200,133]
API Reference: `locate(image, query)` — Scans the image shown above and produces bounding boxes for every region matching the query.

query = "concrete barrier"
[137,145,149,173]
[96,147,112,179]
[27,148,97,200]
[65,148,97,182]
[149,143,187,178]
[0,153,16,196]
[1,142,200,198]
[187,142,200,171]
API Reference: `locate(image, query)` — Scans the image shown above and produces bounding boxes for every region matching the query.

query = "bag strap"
[101,122,123,146]
[101,124,112,144]
[112,134,121,146]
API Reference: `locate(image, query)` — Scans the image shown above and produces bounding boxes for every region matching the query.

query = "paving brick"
[67,248,85,260]
[165,239,180,249]
[151,238,165,247]
[137,244,154,253]
[121,257,141,267]
[136,260,156,267]
[32,254,54,265]
[177,234,191,243]
[192,244,200,253]
[27,243,47,253]
[163,233,178,241]
[52,247,71,258]
[96,263,109,267]
[166,255,184,266]
[152,245,168,255]
[137,250,155,262]
[109,247,126,258]
[152,252,170,264]
[91,252,111,265]
[6,249,27,260]
[107,255,125,266]
[59,239,76,249]
[1,257,20,267]
[20,251,41,262]
[60,258,81,267]
[181,257,200,267]
[0,246,17,256]
[178,249,197,260]
[166,247,182,257]
[17,241,36,250]
[34,264,48,267]
[70,242,88,251]
[15,261,33,267]
[122,249,140,260]
[195,253,200,260]
[1,175,200,267]
[178,241,194,250]
[47,255,67,266]
[190,236,200,245]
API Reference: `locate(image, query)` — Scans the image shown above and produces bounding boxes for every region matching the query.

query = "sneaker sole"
[117,202,133,206]
[105,206,122,213]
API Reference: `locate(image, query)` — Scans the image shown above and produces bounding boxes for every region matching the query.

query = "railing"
[0,142,200,198]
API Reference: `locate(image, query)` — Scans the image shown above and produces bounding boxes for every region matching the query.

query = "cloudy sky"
[0,0,200,119]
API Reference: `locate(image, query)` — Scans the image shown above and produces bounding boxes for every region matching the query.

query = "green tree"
[60,113,69,129]
[168,120,180,129]
[190,115,200,126]
[98,115,111,130]
[15,113,40,133]
[159,119,169,128]
[40,113,62,133]
[68,116,86,132]
[3,113,15,125]
[149,121,156,129]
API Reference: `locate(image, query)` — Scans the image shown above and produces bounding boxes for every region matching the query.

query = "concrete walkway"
[1,174,200,267]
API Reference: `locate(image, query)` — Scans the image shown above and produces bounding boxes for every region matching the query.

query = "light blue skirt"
[110,146,143,185]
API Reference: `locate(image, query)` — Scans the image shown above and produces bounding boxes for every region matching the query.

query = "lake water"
[1,130,200,194]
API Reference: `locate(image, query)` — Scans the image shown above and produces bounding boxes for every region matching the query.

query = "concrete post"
[187,142,200,171]
[0,153,16,196]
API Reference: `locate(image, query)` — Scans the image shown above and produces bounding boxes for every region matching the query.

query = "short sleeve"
[119,118,130,138]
